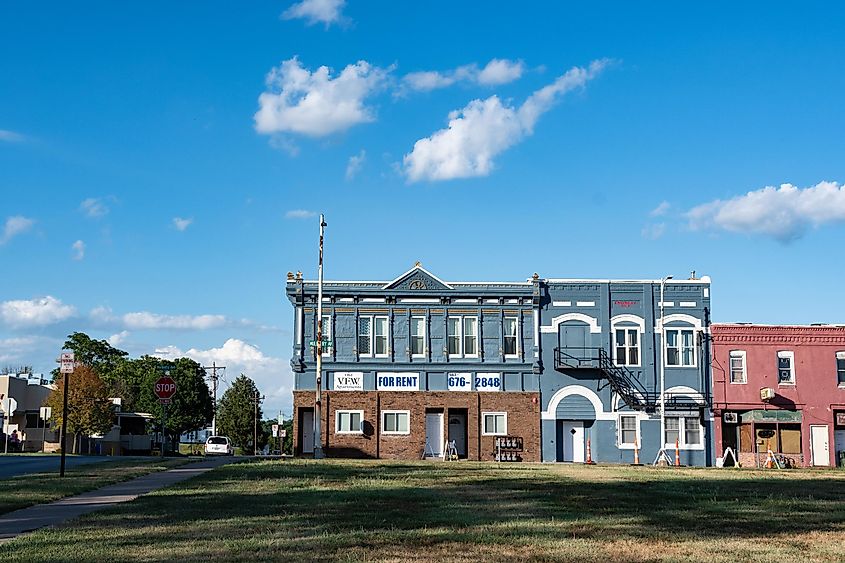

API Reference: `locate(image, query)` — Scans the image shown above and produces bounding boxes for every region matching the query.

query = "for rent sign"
[376,372,420,391]
[333,372,364,391]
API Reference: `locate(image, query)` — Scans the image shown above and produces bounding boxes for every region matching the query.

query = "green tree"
[45,365,114,454]
[133,356,214,449]
[217,374,263,453]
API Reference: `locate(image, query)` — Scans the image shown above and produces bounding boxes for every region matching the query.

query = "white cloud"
[650,201,671,217]
[281,0,346,28]
[71,240,85,260]
[1,296,76,328]
[403,60,608,182]
[0,216,35,245]
[107,330,130,347]
[80,197,108,218]
[345,149,366,180]
[687,181,845,242]
[122,312,227,330]
[172,217,193,231]
[268,135,300,157]
[254,57,388,137]
[285,209,317,219]
[0,130,24,143]
[477,58,525,85]
[154,339,292,414]
[400,59,524,94]
[641,223,666,240]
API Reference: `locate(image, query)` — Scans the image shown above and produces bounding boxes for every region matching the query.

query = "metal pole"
[162,402,167,457]
[314,214,326,459]
[659,275,673,450]
[60,370,70,477]
[254,391,258,456]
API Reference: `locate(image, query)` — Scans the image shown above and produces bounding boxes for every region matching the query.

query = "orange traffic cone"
[633,440,640,465]
[585,437,596,465]
[765,450,773,469]
[674,439,681,467]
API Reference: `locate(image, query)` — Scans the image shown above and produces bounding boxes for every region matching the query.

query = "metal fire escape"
[553,347,709,412]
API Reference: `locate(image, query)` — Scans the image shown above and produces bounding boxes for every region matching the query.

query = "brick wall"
[293,390,540,461]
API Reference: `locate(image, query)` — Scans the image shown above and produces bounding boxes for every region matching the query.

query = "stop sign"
[154,376,177,402]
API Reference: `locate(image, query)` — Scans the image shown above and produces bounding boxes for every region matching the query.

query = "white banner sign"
[447,372,472,391]
[333,372,364,391]
[475,372,502,392]
[376,372,420,391]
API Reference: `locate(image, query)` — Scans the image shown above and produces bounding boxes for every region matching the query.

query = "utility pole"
[250,390,264,456]
[314,213,326,459]
[656,275,674,465]
[203,362,226,436]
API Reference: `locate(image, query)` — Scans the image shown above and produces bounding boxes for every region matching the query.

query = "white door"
[561,422,585,462]
[425,413,444,457]
[301,410,314,454]
[810,425,829,466]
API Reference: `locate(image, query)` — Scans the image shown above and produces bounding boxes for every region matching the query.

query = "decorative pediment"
[382,264,453,291]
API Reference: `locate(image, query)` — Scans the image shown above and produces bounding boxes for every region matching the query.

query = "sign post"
[2,397,17,454]
[40,406,52,453]
[154,371,177,456]
[59,352,75,477]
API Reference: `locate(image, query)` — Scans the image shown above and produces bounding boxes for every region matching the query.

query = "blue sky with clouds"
[3,2,845,415]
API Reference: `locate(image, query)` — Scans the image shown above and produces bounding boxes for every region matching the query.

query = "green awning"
[740,409,802,423]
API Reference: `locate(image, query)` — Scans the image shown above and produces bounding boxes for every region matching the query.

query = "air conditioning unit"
[760,387,776,401]
[723,412,738,424]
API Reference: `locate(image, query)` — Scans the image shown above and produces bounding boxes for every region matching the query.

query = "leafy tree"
[217,374,263,453]
[56,332,128,379]
[133,356,214,448]
[261,417,293,454]
[45,365,114,454]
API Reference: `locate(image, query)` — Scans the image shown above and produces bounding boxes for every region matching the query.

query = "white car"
[205,436,233,456]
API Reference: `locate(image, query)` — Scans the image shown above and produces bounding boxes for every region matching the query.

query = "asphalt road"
[0,455,124,478]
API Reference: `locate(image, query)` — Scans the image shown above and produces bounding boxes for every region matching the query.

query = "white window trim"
[448,315,479,359]
[335,410,364,435]
[837,351,845,388]
[381,410,410,435]
[374,315,390,358]
[617,414,641,449]
[613,326,641,368]
[664,327,697,368]
[663,414,705,450]
[777,350,796,385]
[358,316,373,358]
[729,350,747,384]
[481,411,507,436]
[503,316,519,359]
[410,316,426,358]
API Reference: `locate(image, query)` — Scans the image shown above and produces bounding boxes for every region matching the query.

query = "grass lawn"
[1,460,844,562]
[0,457,189,515]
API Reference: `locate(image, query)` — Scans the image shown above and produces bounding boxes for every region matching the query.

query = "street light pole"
[659,275,673,459]
[314,213,326,459]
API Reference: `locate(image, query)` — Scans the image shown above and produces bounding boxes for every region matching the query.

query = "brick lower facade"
[294,390,540,462]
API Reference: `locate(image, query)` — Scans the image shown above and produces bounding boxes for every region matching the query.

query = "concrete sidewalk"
[0,456,237,543]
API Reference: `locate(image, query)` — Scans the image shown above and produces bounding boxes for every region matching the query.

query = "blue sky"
[3,2,845,415]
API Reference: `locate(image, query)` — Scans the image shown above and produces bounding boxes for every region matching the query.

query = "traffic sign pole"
[58,352,75,477]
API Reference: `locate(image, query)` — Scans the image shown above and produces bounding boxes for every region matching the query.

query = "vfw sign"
[333,372,363,391]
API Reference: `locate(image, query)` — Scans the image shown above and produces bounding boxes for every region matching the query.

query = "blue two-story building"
[287,264,713,465]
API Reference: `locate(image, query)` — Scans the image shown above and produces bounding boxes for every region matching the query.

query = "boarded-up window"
[739,423,754,452]
[779,425,802,454]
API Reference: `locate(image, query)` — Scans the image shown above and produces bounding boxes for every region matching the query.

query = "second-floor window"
[410,317,425,357]
[729,350,746,383]
[666,328,695,367]
[837,352,845,386]
[777,351,795,384]
[447,316,478,357]
[503,317,518,357]
[358,316,389,357]
[614,328,640,366]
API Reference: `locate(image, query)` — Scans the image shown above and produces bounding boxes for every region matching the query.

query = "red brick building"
[293,390,540,461]
[711,324,845,467]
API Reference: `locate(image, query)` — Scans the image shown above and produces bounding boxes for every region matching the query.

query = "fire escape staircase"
[553,347,709,413]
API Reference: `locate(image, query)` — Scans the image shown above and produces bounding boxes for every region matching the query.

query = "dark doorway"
[448,409,468,458]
